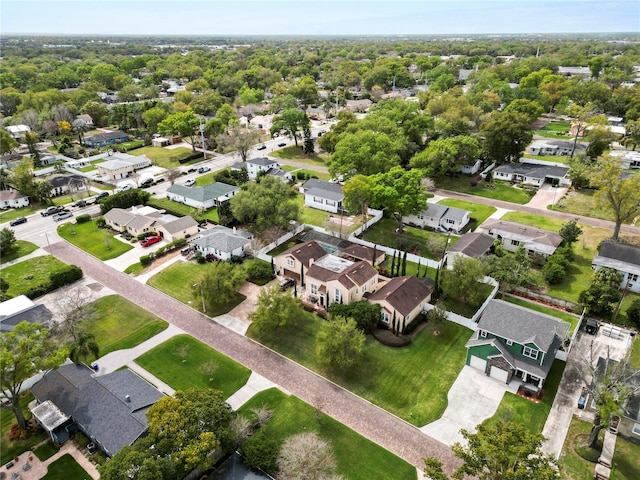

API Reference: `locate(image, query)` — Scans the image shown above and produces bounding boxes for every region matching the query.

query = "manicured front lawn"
[270,145,329,167]
[248,309,470,426]
[482,361,565,435]
[499,293,581,333]
[0,393,48,465]
[551,188,632,224]
[135,334,251,397]
[361,218,456,260]
[280,164,331,181]
[146,197,219,223]
[0,240,38,264]
[0,256,70,298]
[34,441,59,461]
[147,262,245,315]
[535,121,572,139]
[295,195,364,234]
[42,453,91,480]
[130,146,197,168]
[84,295,168,359]
[436,198,497,229]
[522,153,571,164]
[0,204,41,223]
[57,220,133,260]
[238,389,417,480]
[435,176,533,204]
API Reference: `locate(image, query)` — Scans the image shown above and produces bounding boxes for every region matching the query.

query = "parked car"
[257,144,267,150]
[116,184,133,193]
[277,142,287,147]
[41,206,64,216]
[197,166,211,174]
[53,211,73,222]
[71,200,86,208]
[95,191,109,201]
[140,177,154,187]
[140,234,162,247]
[9,217,27,226]
[184,179,196,187]
[279,278,295,291]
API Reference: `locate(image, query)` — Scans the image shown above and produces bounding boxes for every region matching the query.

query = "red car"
[140,235,162,247]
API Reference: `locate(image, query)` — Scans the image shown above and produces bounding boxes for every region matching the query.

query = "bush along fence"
[25,265,83,299]
[139,238,187,267]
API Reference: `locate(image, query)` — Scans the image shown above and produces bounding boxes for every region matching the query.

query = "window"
[629,273,639,283]
[381,311,390,324]
[286,258,294,267]
[511,239,520,246]
[370,278,376,285]
[506,339,513,346]
[523,346,539,360]
[334,288,341,303]
[446,218,455,224]
[479,330,487,338]
[362,284,367,293]
[633,423,640,436]
[310,284,318,295]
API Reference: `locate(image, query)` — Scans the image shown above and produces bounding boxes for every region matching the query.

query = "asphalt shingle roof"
[368,276,433,316]
[493,162,570,179]
[446,232,494,258]
[167,182,239,202]
[192,226,251,253]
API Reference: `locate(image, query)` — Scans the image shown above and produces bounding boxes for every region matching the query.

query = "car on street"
[257,144,267,150]
[71,200,86,208]
[277,142,287,147]
[140,234,162,247]
[184,179,196,187]
[41,206,64,216]
[95,191,109,201]
[140,177,154,187]
[318,129,326,136]
[116,184,133,193]
[9,217,27,226]
[197,166,211,174]
[53,211,73,222]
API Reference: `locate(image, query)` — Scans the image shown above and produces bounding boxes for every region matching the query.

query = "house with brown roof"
[478,219,562,258]
[275,241,328,282]
[368,276,433,332]
[340,243,386,266]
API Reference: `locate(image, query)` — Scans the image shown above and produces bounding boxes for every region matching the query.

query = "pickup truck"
[41,206,64,216]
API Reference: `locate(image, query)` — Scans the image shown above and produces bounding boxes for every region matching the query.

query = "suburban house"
[479,219,563,258]
[304,254,378,307]
[368,276,433,332]
[191,225,253,261]
[264,166,293,182]
[30,363,164,457]
[592,241,640,294]
[84,130,130,148]
[0,189,29,209]
[75,114,94,127]
[104,206,198,241]
[166,182,240,210]
[4,124,31,140]
[345,99,373,113]
[48,174,88,197]
[300,179,345,213]
[0,295,53,332]
[404,202,471,233]
[558,66,592,78]
[231,157,279,180]
[96,152,152,180]
[465,299,570,393]
[275,241,329,281]
[492,162,571,187]
[341,243,386,266]
[445,232,495,267]
[609,150,640,169]
[526,139,585,157]
[458,159,483,175]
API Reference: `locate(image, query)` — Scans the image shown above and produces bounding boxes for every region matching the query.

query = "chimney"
[232,226,237,235]
[309,258,314,266]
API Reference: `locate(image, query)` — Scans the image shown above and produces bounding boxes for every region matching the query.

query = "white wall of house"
[0,196,29,209]
[195,243,245,261]
[303,193,341,213]
[166,193,215,210]
[247,162,277,179]
[592,264,640,294]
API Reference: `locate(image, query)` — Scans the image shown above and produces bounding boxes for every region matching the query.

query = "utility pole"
[199,115,206,160]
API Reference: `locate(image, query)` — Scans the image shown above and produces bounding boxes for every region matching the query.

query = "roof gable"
[596,241,640,267]
[368,276,432,316]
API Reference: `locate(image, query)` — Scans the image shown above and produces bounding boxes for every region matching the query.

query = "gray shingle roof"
[480,219,562,254]
[420,202,469,222]
[493,162,570,179]
[162,216,198,234]
[595,241,640,267]
[0,304,52,332]
[446,232,494,258]
[247,157,277,167]
[192,226,251,253]
[85,130,129,143]
[477,299,570,353]
[302,179,344,198]
[167,182,239,202]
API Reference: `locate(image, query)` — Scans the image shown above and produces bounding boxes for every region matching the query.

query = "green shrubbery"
[24,264,83,299]
[138,238,187,267]
[75,214,91,224]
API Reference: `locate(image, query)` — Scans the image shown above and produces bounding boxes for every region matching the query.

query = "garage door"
[489,366,509,383]
[469,355,487,372]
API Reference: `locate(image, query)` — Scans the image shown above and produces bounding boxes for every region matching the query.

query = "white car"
[184,179,196,187]
[116,184,133,193]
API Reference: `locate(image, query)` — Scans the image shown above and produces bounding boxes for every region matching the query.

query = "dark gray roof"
[494,162,570,180]
[302,179,344,200]
[48,175,86,188]
[595,241,640,268]
[247,157,277,167]
[305,186,344,202]
[477,299,570,353]
[192,225,251,253]
[167,182,239,202]
[298,229,353,251]
[0,304,52,332]
[31,364,164,456]
[447,232,494,258]
[85,130,129,143]
[421,202,469,222]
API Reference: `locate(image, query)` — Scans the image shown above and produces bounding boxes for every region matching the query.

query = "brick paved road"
[50,241,459,474]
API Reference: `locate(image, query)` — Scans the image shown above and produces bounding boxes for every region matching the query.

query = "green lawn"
[0,240,39,264]
[42,453,92,480]
[630,336,640,369]
[522,153,570,165]
[130,146,197,168]
[194,174,215,187]
[0,255,71,298]
[437,198,497,229]
[135,334,251,397]
[0,204,41,223]
[0,393,48,465]
[238,389,417,480]
[361,218,456,260]
[267,240,300,256]
[294,195,364,234]
[435,176,533,204]
[57,220,133,260]
[270,145,330,167]
[281,165,331,181]
[551,188,634,224]
[147,197,219,223]
[442,281,495,318]
[535,121,573,139]
[248,309,470,426]
[33,441,59,461]
[499,293,581,333]
[147,262,245,315]
[482,361,565,435]
[84,295,168,359]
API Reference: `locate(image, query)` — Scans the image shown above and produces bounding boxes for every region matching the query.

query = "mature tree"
[9,158,37,199]
[193,261,246,312]
[99,437,176,480]
[0,129,19,155]
[585,125,614,159]
[626,299,640,328]
[82,101,110,127]
[142,105,169,132]
[215,103,238,128]
[24,131,41,166]
[342,174,372,218]
[69,330,100,365]
[368,166,426,232]
[291,75,319,107]
[559,219,583,244]
[52,286,96,341]
[316,316,366,369]
[277,432,340,480]
[589,155,640,240]
[504,98,545,122]
[0,322,68,430]
[565,103,600,158]
[579,267,623,317]
[423,420,559,480]
[230,176,300,235]
[329,130,404,177]
[622,118,640,151]
[410,135,481,176]
[147,388,234,473]
[158,110,200,151]
[249,286,302,335]
[99,189,151,214]
[216,124,260,162]
[270,108,309,147]
[302,123,314,155]
[0,227,16,253]
[486,245,534,291]
[328,300,380,332]
[441,256,489,309]
[480,111,533,164]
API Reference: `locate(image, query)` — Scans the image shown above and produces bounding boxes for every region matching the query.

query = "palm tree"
[69,331,100,365]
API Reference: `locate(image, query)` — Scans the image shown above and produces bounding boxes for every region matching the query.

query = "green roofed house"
[465,299,569,396]
[166,182,239,210]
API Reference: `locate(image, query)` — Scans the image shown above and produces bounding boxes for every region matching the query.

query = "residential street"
[48,240,460,474]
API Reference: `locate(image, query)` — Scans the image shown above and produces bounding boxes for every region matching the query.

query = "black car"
[277,142,287,147]
[257,144,267,150]
[95,192,110,201]
[9,217,27,226]
[279,278,295,291]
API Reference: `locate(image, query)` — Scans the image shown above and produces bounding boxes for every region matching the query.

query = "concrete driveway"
[527,183,568,210]
[420,366,517,446]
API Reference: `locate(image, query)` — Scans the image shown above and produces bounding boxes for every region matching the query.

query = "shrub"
[626,299,640,328]
[542,257,567,284]
[95,217,106,228]
[239,434,279,475]
[49,265,83,287]
[139,255,152,267]
[136,232,158,241]
[244,259,274,282]
[75,214,91,224]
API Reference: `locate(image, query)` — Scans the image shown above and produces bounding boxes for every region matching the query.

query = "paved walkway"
[226,372,281,410]
[0,248,48,268]
[48,240,459,473]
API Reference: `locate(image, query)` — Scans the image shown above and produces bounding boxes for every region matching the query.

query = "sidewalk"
[0,248,48,268]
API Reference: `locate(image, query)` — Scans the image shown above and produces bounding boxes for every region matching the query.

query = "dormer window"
[479,330,487,338]
[523,346,539,360]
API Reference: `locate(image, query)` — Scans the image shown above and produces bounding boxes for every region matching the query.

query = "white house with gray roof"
[465,299,570,393]
[592,241,640,293]
[231,157,279,180]
[404,202,471,233]
[166,182,239,210]
[527,139,585,157]
[301,179,345,213]
[192,225,253,260]
[492,161,571,187]
[103,206,198,241]
[479,219,562,258]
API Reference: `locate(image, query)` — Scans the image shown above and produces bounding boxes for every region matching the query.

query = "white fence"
[256,224,305,262]
[350,207,383,237]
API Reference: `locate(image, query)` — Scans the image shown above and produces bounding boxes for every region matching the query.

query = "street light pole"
[43,231,51,251]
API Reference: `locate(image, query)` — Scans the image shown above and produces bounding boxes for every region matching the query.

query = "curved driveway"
[48,241,458,474]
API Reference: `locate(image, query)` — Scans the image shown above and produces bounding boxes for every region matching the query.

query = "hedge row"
[139,238,188,267]
[25,265,83,299]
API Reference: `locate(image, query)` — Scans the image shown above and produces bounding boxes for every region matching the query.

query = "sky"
[1,0,639,36]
